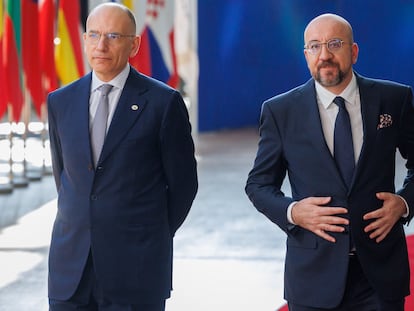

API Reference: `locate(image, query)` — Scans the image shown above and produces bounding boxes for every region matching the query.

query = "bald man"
[47,3,197,310]
[246,13,414,311]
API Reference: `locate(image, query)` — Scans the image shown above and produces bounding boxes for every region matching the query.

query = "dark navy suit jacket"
[47,67,198,303]
[246,73,414,308]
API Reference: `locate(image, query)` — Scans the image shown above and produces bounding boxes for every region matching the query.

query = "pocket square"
[377,114,392,129]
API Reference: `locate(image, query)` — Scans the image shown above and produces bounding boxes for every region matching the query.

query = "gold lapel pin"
[131,105,139,111]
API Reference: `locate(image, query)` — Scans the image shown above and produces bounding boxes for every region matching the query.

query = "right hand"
[291,197,349,243]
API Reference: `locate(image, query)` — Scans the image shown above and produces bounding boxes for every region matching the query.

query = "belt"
[349,250,357,257]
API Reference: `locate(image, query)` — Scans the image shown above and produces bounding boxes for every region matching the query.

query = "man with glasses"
[246,13,414,311]
[47,3,198,310]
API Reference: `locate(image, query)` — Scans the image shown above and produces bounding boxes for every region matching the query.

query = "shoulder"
[263,79,315,110]
[127,67,180,99]
[48,74,91,100]
[356,73,412,95]
[126,68,186,115]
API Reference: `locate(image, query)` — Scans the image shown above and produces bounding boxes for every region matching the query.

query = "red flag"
[126,0,179,88]
[39,0,58,95]
[22,0,44,118]
[0,0,7,119]
[4,0,24,122]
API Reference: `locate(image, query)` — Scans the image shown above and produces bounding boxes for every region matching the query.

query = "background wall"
[198,0,414,132]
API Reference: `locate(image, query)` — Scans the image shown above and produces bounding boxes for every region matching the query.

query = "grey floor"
[0,128,413,311]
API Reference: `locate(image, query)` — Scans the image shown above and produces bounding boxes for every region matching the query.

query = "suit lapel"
[298,80,346,187]
[352,75,381,183]
[69,74,94,163]
[299,80,334,156]
[99,70,148,163]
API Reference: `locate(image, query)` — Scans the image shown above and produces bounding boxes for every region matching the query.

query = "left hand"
[363,192,407,243]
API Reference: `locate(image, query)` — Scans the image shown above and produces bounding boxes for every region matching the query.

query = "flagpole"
[24,84,42,181]
[0,107,13,194]
[41,102,52,176]
[11,82,29,188]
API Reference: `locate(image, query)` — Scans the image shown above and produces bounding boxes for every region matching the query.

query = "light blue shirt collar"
[91,64,130,92]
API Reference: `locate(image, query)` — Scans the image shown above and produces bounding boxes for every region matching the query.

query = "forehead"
[87,6,132,32]
[304,17,349,42]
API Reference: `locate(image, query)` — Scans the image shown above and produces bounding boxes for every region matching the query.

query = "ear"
[83,32,87,53]
[129,35,141,58]
[351,42,359,64]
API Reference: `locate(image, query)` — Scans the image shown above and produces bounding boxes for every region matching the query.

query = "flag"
[174,0,198,132]
[4,0,24,122]
[120,0,179,88]
[22,0,44,118]
[0,0,7,119]
[39,0,58,95]
[55,0,85,85]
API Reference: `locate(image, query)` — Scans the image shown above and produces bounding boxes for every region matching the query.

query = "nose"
[96,35,108,50]
[319,43,332,60]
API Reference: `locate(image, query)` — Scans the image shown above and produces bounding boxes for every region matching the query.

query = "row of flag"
[0,0,85,123]
[0,0,193,124]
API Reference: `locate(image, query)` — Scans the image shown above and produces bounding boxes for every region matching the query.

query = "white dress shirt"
[315,73,363,162]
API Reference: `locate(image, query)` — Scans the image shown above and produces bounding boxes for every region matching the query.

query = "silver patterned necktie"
[91,84,113,166]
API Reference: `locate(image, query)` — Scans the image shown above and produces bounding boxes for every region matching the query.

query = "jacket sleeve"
[47,92,63,191]
[396,86,414,223]
[160,90,198,235]
[245,101,294,232]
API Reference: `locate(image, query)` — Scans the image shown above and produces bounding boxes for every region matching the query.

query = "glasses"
[86,32,136,44]
[304,38,348,55]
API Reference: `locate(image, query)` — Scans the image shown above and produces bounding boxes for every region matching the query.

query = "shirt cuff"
[287,201,297,224]
[397,195,410,218]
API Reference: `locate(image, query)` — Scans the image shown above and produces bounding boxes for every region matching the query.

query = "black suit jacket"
[246,72,414,308]
[47,67,198,303]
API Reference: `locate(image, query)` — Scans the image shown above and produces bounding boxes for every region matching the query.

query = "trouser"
[288,254,405,311]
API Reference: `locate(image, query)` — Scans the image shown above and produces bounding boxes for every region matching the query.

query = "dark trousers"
[288,255,405,311]
[49,253,165,311]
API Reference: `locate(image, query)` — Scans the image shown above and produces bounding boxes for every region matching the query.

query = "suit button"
[91,195,98,201]
[88,164,93,171]
[96,166,103,170]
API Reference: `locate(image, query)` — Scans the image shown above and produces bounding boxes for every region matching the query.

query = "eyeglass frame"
[304,38,350,55]
[86,31,136,44]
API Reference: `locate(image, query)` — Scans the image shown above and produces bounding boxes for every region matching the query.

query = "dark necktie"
[91,84,113,166]
[333,96,355,189]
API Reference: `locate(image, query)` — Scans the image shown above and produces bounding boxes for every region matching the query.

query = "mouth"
[318,61,338,70]
[93,56,111,61]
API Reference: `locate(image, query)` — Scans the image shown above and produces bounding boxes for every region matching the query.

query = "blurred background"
[1,0,414,310]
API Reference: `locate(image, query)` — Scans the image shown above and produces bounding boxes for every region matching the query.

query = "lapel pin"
[131,105,139,111]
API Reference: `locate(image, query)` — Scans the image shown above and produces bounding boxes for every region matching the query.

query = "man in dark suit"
[47,3,198,310]
[246,13,414,311]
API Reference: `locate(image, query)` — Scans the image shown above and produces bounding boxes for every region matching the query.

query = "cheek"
[305,59,317,72]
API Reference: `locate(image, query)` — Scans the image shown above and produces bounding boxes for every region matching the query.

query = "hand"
[363,192,407,243]
[291,197,349,243]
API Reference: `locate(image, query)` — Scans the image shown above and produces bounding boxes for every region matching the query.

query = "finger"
[316,229,336,243]
[370,229,388,243]
[321,223,346,233]
[375,232,388,243]
[363,209,382,220]
[320,207,349,216]
[321,215,349,225]
[305,196,332,205]
[364,219,381,233]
